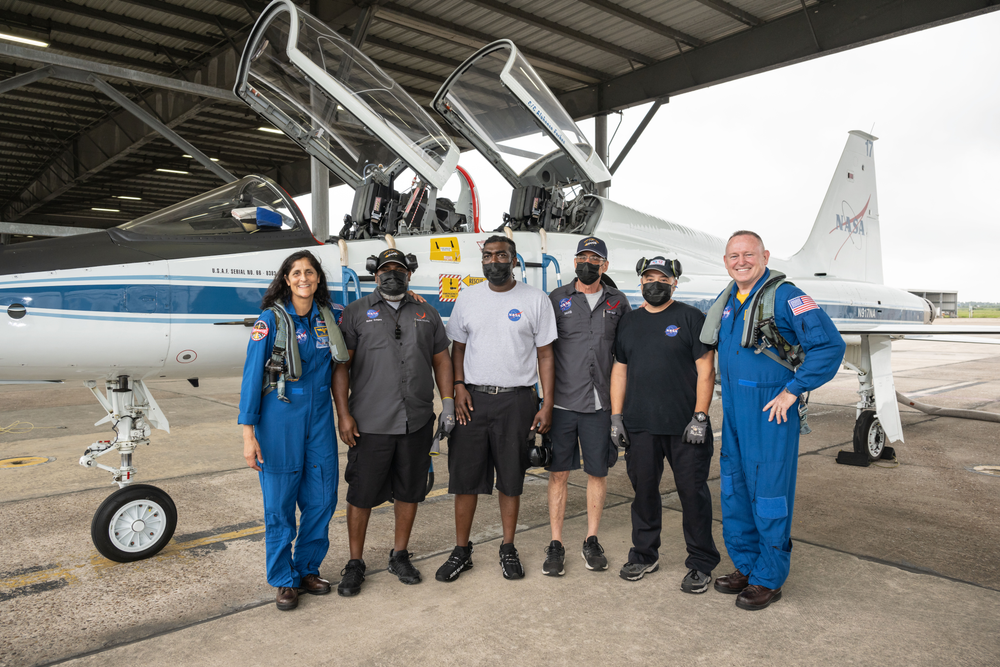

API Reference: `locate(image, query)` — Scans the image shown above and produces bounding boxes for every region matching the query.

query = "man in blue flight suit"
[710,231,845,610]
[239,252,341,610]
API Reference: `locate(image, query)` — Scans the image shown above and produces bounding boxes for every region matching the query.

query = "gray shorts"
[549,408,613,477]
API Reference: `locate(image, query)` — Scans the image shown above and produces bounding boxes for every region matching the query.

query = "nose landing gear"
[79,376,177,561]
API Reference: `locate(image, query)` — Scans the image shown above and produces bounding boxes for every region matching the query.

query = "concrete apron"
[53,504,1000,667]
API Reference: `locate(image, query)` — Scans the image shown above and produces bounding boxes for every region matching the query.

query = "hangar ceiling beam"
[376,4,608,84]
[0,43,239,102]
[0,67,54,96]
[26,0,222,48]
[557,0,1000,118]
[574,0,706,47]
[609,98,665,175]
[117,0,247,32]
[86,75,236,183]
[0,9,201,64]
[462,0,656,66]
[357,34,464,70]
[692,0,764,27]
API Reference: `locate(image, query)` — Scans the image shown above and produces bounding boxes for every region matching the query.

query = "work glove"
[682,412,710,444]
[437,397,456,439]
[610,413,630,450]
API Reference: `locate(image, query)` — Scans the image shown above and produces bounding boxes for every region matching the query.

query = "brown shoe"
[714,568,749,594]
[300,574,332,595]
[276,586,298,611]
[735,584,782,610]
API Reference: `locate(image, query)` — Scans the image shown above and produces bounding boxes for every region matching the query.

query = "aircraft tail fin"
[789,131,882,283]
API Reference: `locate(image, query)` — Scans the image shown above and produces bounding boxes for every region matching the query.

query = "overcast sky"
[301,9,1000,301]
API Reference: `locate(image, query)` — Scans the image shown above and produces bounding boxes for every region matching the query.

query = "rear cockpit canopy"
[433,40,611,194]
[235,0,459,191]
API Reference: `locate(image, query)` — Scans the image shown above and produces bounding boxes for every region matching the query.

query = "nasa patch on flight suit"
[251,320,269,341]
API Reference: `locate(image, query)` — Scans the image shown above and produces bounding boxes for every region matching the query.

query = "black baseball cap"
[639,256,680,277]
[575,236,608,259]
[374,248,408,271]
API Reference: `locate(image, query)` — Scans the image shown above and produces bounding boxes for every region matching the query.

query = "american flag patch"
[788,295,819,315]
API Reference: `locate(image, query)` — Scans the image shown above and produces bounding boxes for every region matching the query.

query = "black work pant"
[625,430,720,573]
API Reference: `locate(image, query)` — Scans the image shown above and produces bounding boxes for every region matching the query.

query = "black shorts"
[344,416,434,508]
[549,408,613,477]
[447,387,537,497]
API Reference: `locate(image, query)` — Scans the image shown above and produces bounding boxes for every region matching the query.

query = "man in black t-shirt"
[610,256,720,592]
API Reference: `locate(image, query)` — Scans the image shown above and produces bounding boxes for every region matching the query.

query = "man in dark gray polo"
[543,236,631,576]
[333,248,454,596]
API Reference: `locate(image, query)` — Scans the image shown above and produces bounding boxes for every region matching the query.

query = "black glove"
[682,412,710,444]
[610,413,630,449]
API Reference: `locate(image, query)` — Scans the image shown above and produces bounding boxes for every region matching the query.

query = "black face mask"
[483,261,512,286]
[642,281,673,307]
[575,262,601,285]
[377,270,408,300]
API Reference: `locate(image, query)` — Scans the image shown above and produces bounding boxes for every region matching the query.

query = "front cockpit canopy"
[235,0,459,191]
[433,40,611,193]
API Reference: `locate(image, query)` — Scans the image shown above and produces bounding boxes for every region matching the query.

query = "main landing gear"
[79,376,176,561]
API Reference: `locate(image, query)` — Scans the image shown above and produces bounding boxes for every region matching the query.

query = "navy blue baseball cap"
[576,236,608,259]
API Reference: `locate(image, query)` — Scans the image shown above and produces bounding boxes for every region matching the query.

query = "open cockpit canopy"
[433,40,611,193]
[235,0,459,190]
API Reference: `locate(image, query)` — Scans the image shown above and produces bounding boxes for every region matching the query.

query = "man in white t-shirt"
[435,235,558,582]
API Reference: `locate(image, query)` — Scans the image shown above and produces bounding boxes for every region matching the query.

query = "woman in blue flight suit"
[239,250,341,611]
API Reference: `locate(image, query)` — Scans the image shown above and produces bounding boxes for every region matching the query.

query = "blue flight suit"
[717,268,845,589]
[238,301,338,588]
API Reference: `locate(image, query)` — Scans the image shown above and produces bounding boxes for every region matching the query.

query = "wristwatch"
[693,412,708,423]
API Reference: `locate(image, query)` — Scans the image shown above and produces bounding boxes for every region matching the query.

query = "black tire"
[91,484,177,562]
[853,410,885,462]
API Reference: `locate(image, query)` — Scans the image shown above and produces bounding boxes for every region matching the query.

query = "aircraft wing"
[836,324,1000,344]
[836,324,1000,335]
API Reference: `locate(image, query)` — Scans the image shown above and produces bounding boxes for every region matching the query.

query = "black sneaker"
[337,559,366,597]
[581,536,608,571]
[435,542,473,582]
[388,549,421,585]
[542,540,565,577]
[681,568,712,594]
[499,542,524,580]
[619,560,659,581]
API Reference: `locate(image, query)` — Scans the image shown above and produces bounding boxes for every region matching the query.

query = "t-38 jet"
[2,0,997,561]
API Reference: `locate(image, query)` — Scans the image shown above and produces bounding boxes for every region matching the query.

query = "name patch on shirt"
[559,298,572,312]
[788,295,819,315]
[508,309,522,322]
[250,320,269,341]
[665,325,680,337]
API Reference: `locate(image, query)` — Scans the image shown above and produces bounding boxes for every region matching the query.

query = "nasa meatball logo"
[296,327,308,343]
[665,325,680,337]
[250,320,269,341]
[366,308,379,319]
[722,306,732,320]
[508,309,522,322]
[559,298,572,312]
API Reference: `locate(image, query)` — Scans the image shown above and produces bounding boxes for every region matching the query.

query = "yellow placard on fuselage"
[430,236,461,262]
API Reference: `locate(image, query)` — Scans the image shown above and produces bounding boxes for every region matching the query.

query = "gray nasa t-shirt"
[446,280,558,388]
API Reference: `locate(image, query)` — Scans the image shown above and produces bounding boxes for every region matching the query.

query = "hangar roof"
[0,0,996,233]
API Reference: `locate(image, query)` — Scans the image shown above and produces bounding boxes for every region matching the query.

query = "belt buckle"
[487,385,499,395]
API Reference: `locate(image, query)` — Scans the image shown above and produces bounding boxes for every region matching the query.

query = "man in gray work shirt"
[543,236,631,576]
[333,248,454,596]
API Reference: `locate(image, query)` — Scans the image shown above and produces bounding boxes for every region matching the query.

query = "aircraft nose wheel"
[853,410,886,461]
[91,484,177,562]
